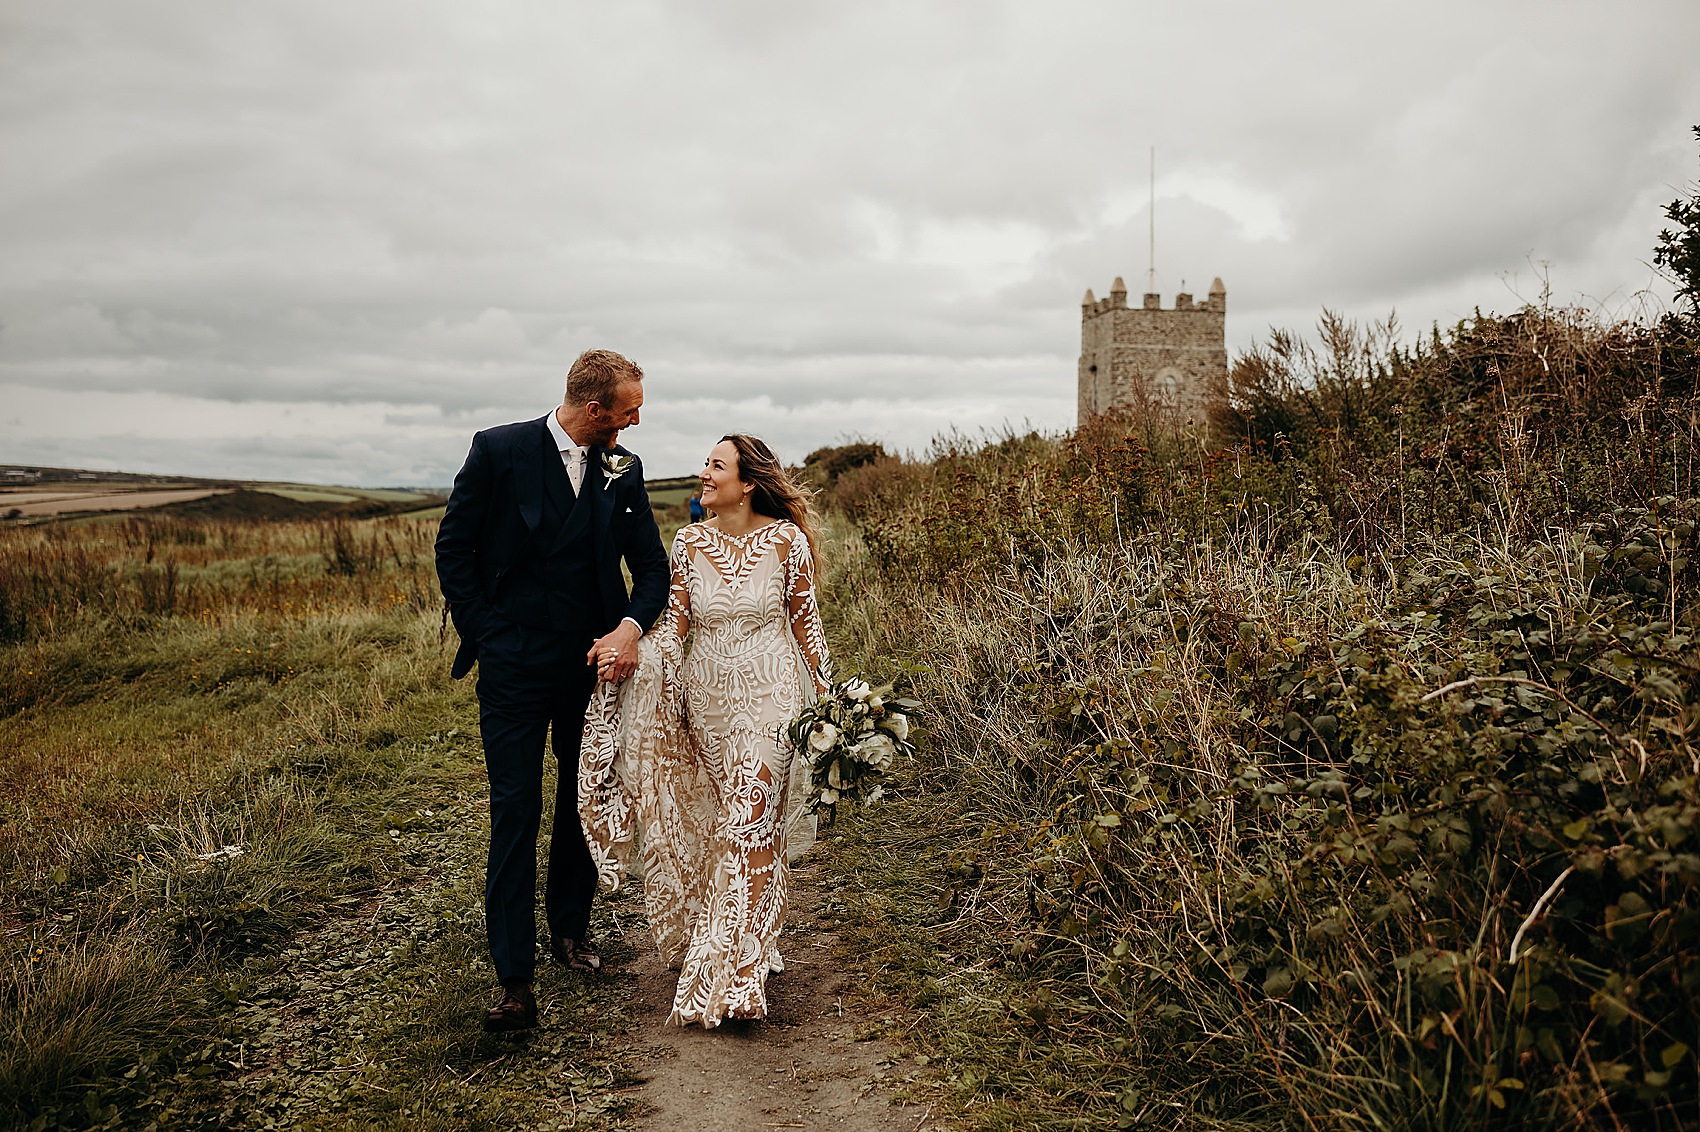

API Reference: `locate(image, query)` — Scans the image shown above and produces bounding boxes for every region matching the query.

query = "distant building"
[1078,275,1228,430]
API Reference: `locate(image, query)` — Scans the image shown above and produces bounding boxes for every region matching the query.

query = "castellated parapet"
[1078,275,1228,430]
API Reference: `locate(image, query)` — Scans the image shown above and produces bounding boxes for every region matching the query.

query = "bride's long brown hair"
[717,434,824,570]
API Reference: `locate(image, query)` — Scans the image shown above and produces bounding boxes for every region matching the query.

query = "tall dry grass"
[0,512,470,1127]
[821,305,1700,1130]
[0,515,439,643]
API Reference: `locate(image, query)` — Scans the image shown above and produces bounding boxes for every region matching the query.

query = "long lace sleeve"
[783,527,831,694]
[654,529,692,665]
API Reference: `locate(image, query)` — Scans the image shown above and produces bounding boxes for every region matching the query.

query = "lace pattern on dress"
[579,519,831,1027]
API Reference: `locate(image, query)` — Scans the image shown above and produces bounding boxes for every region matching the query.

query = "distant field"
[645,475,699,508]
[0,468,685,523]
[250,489,358,503]
[647,485,698,507]
[0,486,199,505]
[252,484,435,504]
[0,485,232,517]
[0,474,442,523]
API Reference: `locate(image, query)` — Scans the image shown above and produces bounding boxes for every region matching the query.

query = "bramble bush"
[826,302,1700,1129]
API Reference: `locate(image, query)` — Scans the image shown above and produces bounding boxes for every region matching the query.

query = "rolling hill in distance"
[0,464,702,523]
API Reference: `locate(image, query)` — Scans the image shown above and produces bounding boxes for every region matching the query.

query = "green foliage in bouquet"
[786,675,920,820]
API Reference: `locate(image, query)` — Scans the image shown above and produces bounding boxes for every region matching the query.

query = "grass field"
[1,512,446,1124]
[642,477,700,511]
[0,503,693,1129]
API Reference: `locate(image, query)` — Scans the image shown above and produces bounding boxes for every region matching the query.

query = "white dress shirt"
[545,408,643,638]
[545,408,588,494]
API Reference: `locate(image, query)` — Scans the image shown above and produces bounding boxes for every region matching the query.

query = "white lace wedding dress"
[579,519,830,1026]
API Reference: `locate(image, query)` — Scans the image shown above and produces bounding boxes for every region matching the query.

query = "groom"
[435,348,669,1032]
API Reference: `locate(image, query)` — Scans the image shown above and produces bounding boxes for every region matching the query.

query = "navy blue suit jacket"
[434,414,670,679]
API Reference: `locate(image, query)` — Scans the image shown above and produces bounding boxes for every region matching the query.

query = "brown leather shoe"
[483,983,538,1032]
[549,935,602,972]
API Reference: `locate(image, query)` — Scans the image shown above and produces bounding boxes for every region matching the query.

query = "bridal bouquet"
[785,675,920,820]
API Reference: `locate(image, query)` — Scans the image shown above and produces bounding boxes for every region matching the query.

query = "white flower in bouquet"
[786,671,922,819]
[859,733,897,770]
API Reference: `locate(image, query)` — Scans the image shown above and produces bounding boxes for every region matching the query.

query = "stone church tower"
[1078,275,1228,428]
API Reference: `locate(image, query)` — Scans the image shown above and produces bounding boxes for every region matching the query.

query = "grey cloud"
[2,0,1697,482]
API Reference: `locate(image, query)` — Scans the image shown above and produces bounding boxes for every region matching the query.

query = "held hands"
[588,620,643,683]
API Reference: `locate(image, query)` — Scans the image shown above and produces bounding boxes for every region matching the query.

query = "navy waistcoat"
[492,448,602,633]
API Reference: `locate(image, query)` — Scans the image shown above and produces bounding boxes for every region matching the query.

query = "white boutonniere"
[599,451,634,486]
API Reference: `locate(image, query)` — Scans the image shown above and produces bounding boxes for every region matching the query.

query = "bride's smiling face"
[700,440,752,513]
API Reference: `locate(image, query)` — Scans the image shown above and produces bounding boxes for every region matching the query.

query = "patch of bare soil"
[621,857,932,1132]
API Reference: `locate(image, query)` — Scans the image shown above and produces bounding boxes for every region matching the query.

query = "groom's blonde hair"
[565,349,643,408]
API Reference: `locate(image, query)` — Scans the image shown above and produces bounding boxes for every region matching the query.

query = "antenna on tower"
[1147,145,1156,295]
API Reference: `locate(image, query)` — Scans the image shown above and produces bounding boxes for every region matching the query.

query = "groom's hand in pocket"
[589,619,642,683]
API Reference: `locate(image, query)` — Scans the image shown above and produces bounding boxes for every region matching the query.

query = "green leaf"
[1662,1041,1691,1069]
[1590,989,1631,1027]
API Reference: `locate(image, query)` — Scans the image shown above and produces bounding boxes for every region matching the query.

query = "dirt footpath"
[622,858,928,1131]
[200,787,936,1130]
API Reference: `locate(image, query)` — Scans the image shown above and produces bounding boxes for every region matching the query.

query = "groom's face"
[583,379,644,448]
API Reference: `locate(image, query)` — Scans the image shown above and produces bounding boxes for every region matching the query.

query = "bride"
[579,433,831,1027]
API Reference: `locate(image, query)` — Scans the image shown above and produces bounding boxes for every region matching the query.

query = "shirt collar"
[545,409,584,453]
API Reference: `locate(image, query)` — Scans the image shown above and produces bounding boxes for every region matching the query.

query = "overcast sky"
[1,1,1696,485]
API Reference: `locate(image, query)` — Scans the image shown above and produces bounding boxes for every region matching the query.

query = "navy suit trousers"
[474,616,599,985]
